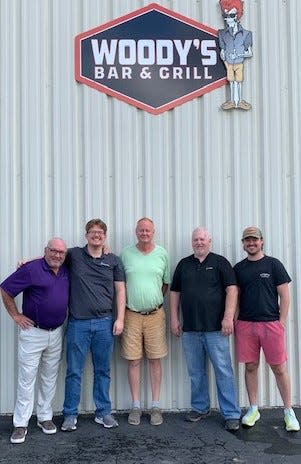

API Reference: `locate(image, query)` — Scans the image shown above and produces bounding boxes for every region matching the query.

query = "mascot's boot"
[221,100,236,110]
[237,100,252,110]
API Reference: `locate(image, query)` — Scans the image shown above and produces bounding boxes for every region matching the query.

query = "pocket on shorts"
[276,320,285,331]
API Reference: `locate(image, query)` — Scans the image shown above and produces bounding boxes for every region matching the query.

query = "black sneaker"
[185,410,210,422]
[225,419,240,431]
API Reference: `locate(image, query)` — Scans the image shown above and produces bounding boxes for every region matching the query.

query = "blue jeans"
[63,316,114,418]
[182,331,241,420]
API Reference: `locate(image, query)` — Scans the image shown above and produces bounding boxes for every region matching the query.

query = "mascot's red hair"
[219,0,244,20]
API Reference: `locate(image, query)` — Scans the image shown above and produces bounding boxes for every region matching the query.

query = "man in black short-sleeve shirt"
[170,227,240,431]
[171,252,237,332]
[61,219,126,432]
[234,226,300,432]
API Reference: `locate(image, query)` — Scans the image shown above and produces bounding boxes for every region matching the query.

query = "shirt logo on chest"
[99,262,110,267]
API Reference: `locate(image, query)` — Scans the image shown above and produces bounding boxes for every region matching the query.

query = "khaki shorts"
[225,62,244,82]
[121,307,168,360]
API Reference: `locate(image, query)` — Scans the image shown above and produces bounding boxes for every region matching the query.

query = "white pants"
[13,326,63,427]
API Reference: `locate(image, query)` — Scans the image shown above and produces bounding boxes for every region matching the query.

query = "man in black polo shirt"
[61,219,126,431]
[170,227,240,431]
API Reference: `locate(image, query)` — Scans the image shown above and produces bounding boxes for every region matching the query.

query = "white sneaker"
[95,414,118,428]
[284,409,300,432]
[242,407,260,427]
[61,415,77,431]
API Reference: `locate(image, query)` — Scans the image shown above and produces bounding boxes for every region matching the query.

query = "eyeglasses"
[223,13,237,18]
[87,230,106,236]
[47,247,66,256]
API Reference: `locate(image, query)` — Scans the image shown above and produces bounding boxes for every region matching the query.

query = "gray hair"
[46,237,67,250]
[192,227,211,240]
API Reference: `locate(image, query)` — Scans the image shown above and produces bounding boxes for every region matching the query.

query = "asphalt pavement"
[1,408,301,464]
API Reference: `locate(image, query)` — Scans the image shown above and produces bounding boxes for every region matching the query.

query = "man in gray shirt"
[61,219,126,431]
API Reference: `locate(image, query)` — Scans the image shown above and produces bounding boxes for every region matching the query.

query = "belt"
[34,323,61,331]
[127,305,163,316]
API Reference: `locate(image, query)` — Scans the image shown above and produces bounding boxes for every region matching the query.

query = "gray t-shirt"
[66,246,125,319]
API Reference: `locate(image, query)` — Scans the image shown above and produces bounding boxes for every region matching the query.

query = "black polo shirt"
[171,252,237,332]
[66,246,125,319]
[234,255,291,322]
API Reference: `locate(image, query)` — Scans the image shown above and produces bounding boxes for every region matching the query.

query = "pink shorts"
[234,320,287,365]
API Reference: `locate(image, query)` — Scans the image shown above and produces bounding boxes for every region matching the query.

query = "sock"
[151,400,160,409]
[284,407,294,415]
[132,401,141,409]
[250,405,258,411]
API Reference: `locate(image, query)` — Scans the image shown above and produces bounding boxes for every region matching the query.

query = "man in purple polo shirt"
[0,237,69,444]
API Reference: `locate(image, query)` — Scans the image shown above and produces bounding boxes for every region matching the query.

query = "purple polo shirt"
[0,258,69,329]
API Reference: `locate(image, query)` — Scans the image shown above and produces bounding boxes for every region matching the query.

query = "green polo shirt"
[120,245,170,311]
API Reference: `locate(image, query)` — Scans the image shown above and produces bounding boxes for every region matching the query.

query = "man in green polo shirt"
[120,218,170,426]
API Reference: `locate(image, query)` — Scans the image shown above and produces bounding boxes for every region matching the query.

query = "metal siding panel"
[1,0,301,413]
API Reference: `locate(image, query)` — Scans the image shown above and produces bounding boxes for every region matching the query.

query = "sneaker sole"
[285,424,300,432]
[37,423,57,434]
[150,419,163,426]
[225,424,240,431]
[94,417,118,428]
[185,411,210,422]
[10,430,27,444]
[128,417,141,425]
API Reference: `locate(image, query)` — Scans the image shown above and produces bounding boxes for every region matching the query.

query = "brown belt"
[126,305,162,315]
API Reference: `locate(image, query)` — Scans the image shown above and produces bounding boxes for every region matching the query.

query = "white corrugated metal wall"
[1,0,301,414]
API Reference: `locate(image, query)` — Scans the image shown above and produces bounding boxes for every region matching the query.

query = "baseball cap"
[242,226,263,240]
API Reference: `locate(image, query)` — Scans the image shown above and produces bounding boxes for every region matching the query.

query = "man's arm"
[112,281,126,336]
[221,285,238,336]
[170,290,182,337]
[277,283,290,326]
[162,283,169,296]
[234,288,241,321]
[0,288,34,330]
